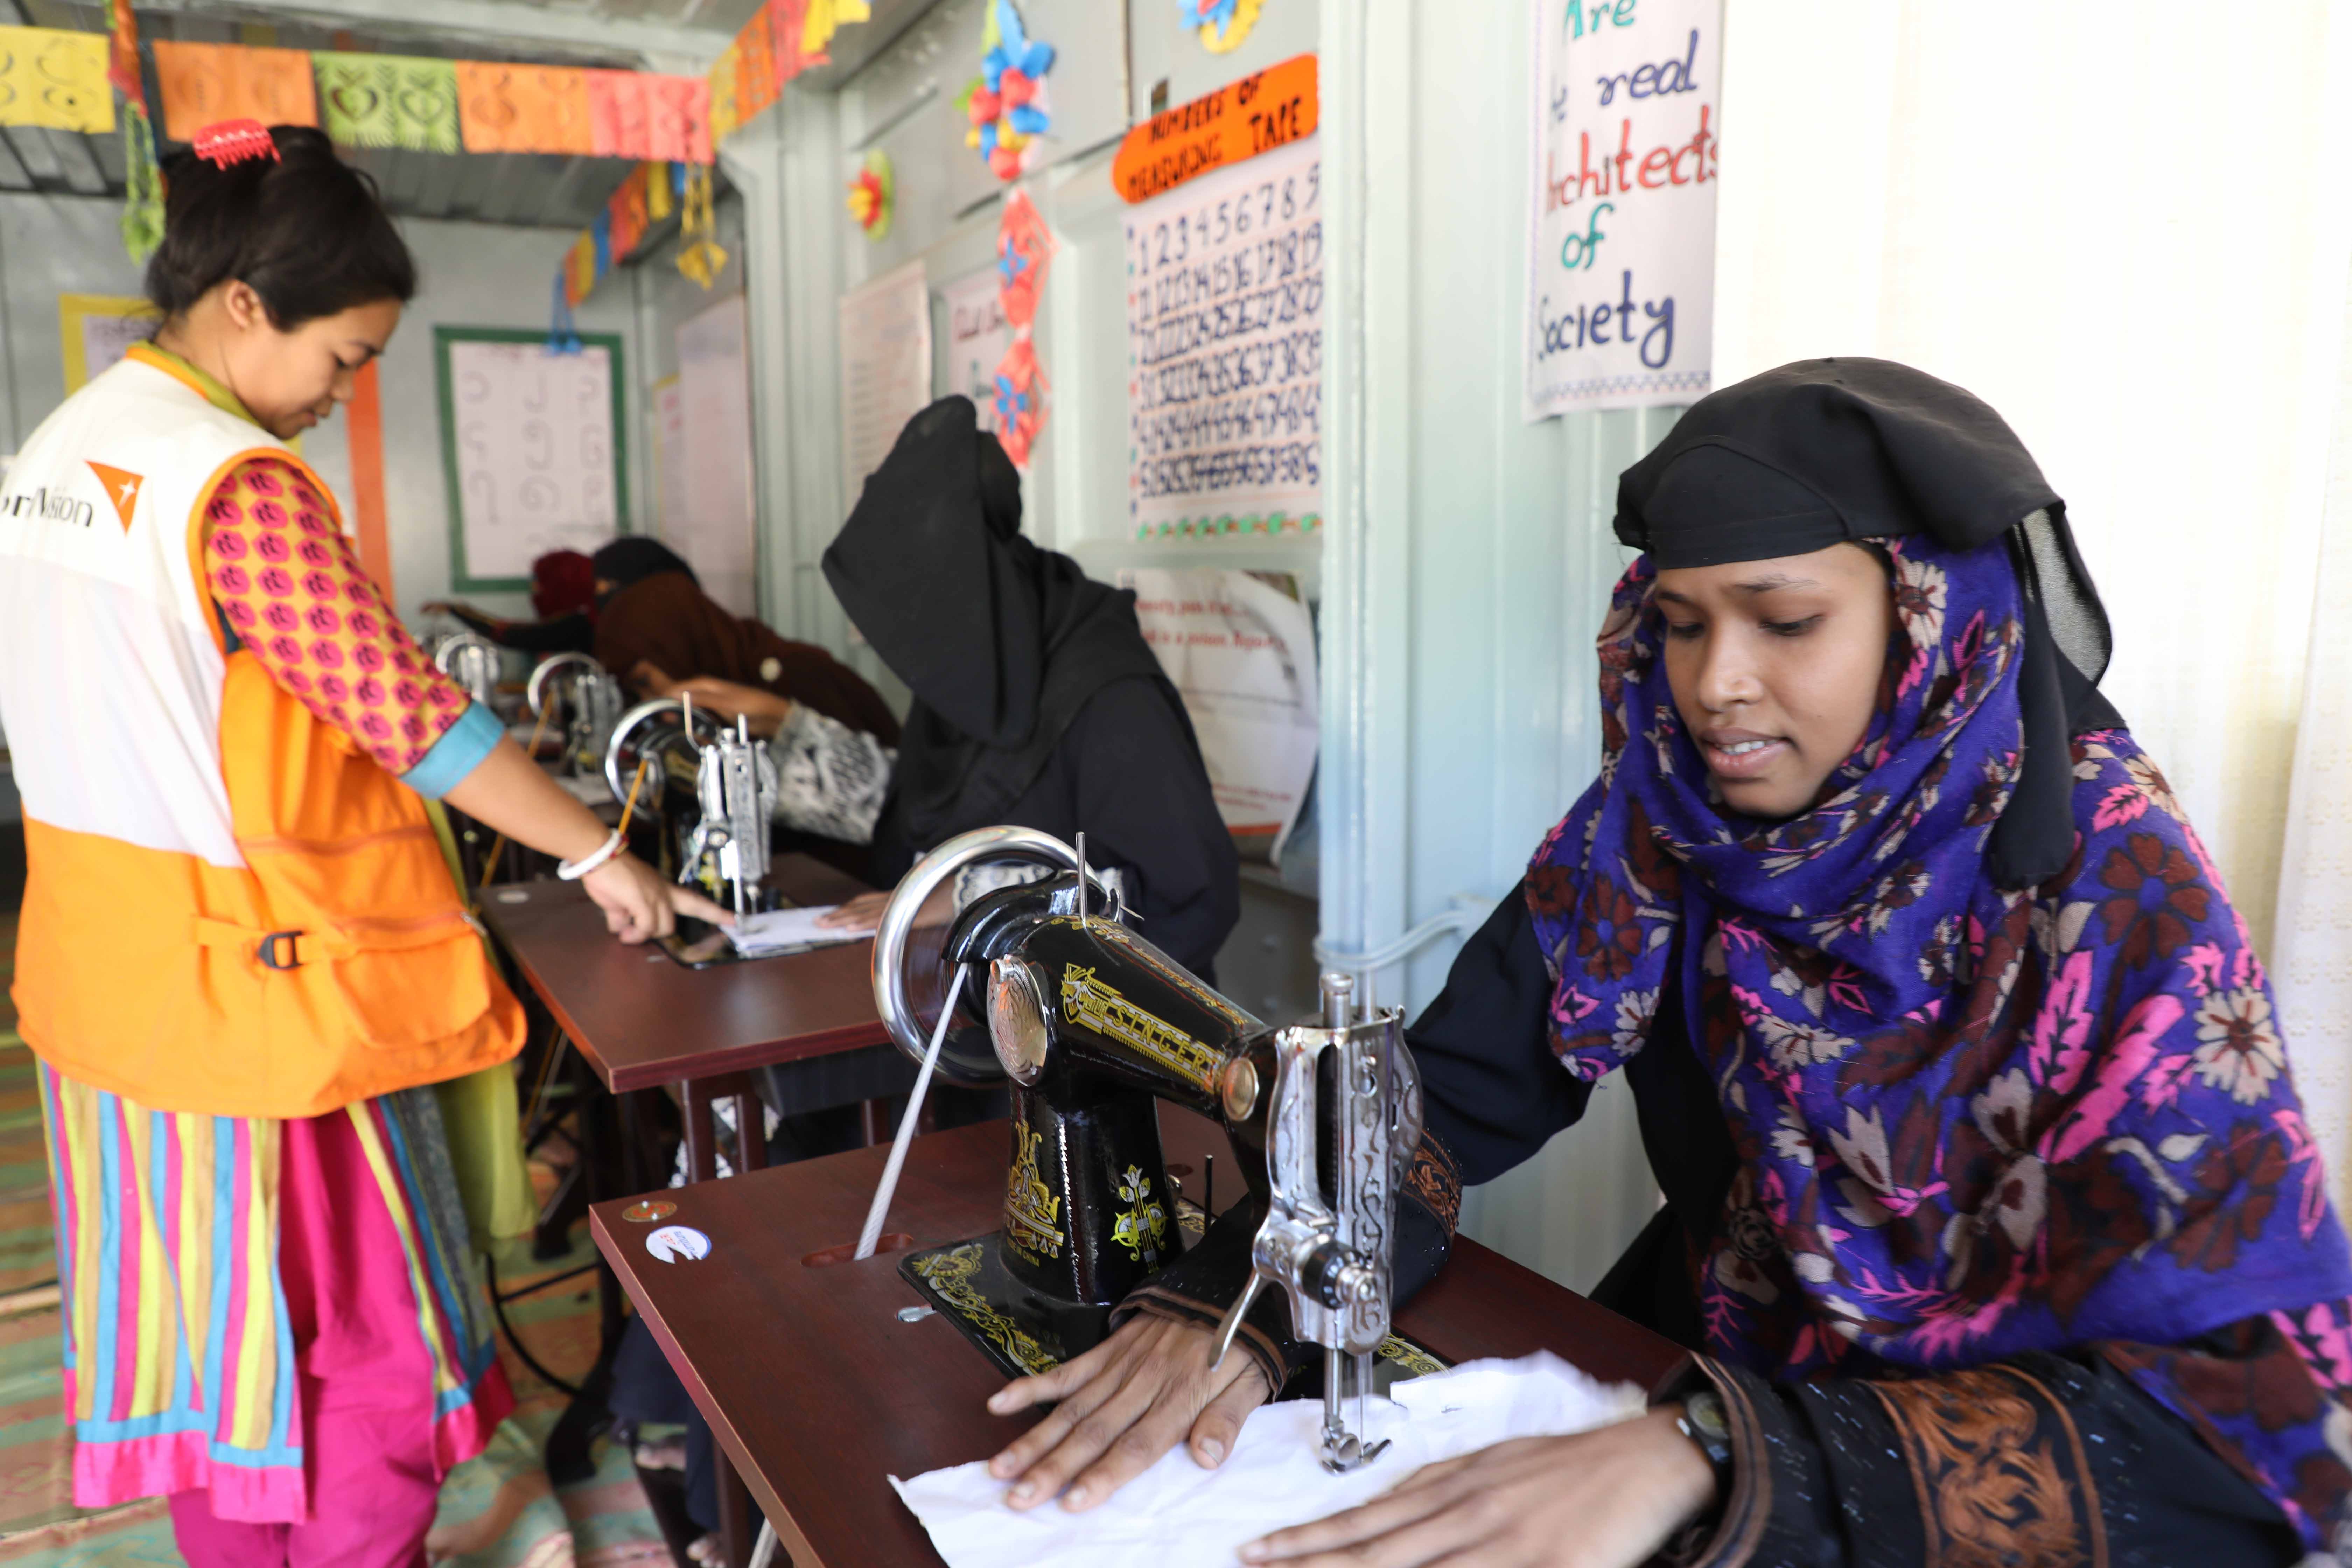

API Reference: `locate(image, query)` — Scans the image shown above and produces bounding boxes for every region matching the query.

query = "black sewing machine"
[871,827,1436,1470]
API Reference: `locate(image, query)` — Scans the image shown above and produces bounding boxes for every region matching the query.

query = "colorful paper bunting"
[454,61,592,156]
[677,162,727,288]
[105,2,159,263]
[153,41,315,144]
[798,0,872,68]
[846,148,892,239]
[645,160,677,223]
[732,2,781,125]
[1180,0,1266,53]
[585,70,711,164]
[313,53,460,154]
[608,167,649,259]
[707,38,741,147]
[964,0,1054,182]
[0,26,114,135]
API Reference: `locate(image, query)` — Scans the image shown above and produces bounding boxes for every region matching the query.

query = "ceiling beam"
[138,0,724,71]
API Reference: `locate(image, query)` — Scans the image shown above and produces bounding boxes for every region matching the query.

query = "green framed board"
[435,326,630,594]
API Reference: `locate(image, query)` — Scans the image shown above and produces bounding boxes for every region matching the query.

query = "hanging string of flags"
[0,0,869,285]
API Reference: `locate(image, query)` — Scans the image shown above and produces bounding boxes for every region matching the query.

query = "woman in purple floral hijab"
[1009,361,2352,1568]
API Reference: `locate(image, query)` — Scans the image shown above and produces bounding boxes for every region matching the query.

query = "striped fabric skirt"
[36,1060,511,1521]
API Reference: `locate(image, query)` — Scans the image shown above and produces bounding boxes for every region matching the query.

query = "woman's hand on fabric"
[581,852,733,943]
[985,1314,1271,1513]
[817,884,957,931]
[1240,1408,1716,1568]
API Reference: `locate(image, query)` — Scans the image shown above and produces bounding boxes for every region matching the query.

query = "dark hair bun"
[146,125,416,327]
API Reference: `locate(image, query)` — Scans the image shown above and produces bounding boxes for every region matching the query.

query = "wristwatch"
[1675,1387,1736,1500]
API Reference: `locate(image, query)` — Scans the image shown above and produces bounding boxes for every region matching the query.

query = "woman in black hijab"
[978,362,2352,1568]
[819,396,1239,978]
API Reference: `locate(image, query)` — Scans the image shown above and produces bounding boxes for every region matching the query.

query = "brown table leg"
[678,1072,761,1568]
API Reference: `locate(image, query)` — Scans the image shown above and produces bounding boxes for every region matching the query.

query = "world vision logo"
[86,463,142,531]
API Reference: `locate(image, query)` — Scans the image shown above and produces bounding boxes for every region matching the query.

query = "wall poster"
[837,260,933,492]
[435,328,626,592]
[1522,0,1720,418]
[1124,133,1321,540]
[1120,566,1318,862]
[938,266,1013,434]
[674,294,758,615]
[58,293,159,393]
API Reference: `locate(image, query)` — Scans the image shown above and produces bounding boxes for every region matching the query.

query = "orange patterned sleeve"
[201,455,476,778]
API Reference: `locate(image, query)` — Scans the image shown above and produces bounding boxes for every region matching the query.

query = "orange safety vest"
[0,344,522,1118]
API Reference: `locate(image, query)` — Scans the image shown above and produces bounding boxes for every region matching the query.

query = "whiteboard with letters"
[435,328,628,591]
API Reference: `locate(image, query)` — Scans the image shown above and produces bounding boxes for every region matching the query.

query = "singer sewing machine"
[525,652,625,781]
[431,630,503,711]
[606,695,808,969]
[872,827,1440,1471]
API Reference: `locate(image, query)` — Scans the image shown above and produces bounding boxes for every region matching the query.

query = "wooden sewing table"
[478,852,904,1559]
[593,1121,1684,1568]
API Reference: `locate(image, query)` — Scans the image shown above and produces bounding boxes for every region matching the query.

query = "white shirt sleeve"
[766,703,896,844]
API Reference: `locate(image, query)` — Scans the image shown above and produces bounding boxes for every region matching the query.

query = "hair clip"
[192,120,278,169]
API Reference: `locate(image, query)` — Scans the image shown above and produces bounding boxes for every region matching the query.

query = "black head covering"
[1614,358,2122,888]
[822,397,1173,874]
[591,537,698,597]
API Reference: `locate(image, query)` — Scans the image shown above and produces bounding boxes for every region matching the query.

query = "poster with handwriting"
[938,266,1012,435]
[1523,0,1720,418]
[1119,566,1319,863]
[1125,135,1321,540]
[442,335,620,588]
[838,261,933,492]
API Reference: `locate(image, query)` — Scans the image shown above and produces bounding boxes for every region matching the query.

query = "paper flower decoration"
[962,0,1054,182]
[994,189,1055,328]
[846,149,893,240]
[992,337,1047,467]
[1179,0,1265,53]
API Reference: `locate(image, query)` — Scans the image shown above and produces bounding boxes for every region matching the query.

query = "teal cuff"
[399,701,503,800]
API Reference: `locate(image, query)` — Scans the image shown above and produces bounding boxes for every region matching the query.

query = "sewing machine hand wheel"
[604,697,726,816]
[526,652,602,726]
[870,826,1123,1087]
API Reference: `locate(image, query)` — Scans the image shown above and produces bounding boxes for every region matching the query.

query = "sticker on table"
[646,1224,712,1263]
[622,1199,677,1223]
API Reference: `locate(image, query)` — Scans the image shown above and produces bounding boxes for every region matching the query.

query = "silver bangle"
[557,830,625,881]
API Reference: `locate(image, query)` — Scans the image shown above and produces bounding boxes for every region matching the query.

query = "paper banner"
[585,71,710,164]
[609,167,649,259]
[153,41,315,144]
[313,53,460,154]
[455,61,592,155]
[707,39,741,146]
[732,3,781,124]
[1112,53,1316,204]
[799,0,871,67]
[995,189,1055,329]
[0,28,113,135]
[104,0,141,107]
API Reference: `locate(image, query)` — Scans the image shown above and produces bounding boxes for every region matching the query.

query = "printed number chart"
[1124,134,1321,541]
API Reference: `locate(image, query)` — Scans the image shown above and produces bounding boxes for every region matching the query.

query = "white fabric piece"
[889,1352,1644,1568]
[726,905,865,956]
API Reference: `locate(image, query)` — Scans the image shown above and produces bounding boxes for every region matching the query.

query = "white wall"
[0,195,640,629]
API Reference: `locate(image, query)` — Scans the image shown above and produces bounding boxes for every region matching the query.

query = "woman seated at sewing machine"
[661,396,1242,981]
[978,361,2352,1567]
[420,546,597,653]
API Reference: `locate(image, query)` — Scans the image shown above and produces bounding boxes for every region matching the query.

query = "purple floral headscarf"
[1526,529,2352,1541]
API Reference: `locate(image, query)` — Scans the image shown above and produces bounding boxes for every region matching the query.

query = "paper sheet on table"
[727,905,865,955]
[889,1352,1645,1568]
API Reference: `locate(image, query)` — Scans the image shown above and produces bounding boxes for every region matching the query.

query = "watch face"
[1688,1391,1731,1444]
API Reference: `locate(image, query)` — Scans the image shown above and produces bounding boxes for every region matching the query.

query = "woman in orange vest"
[0,124,722,1567]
